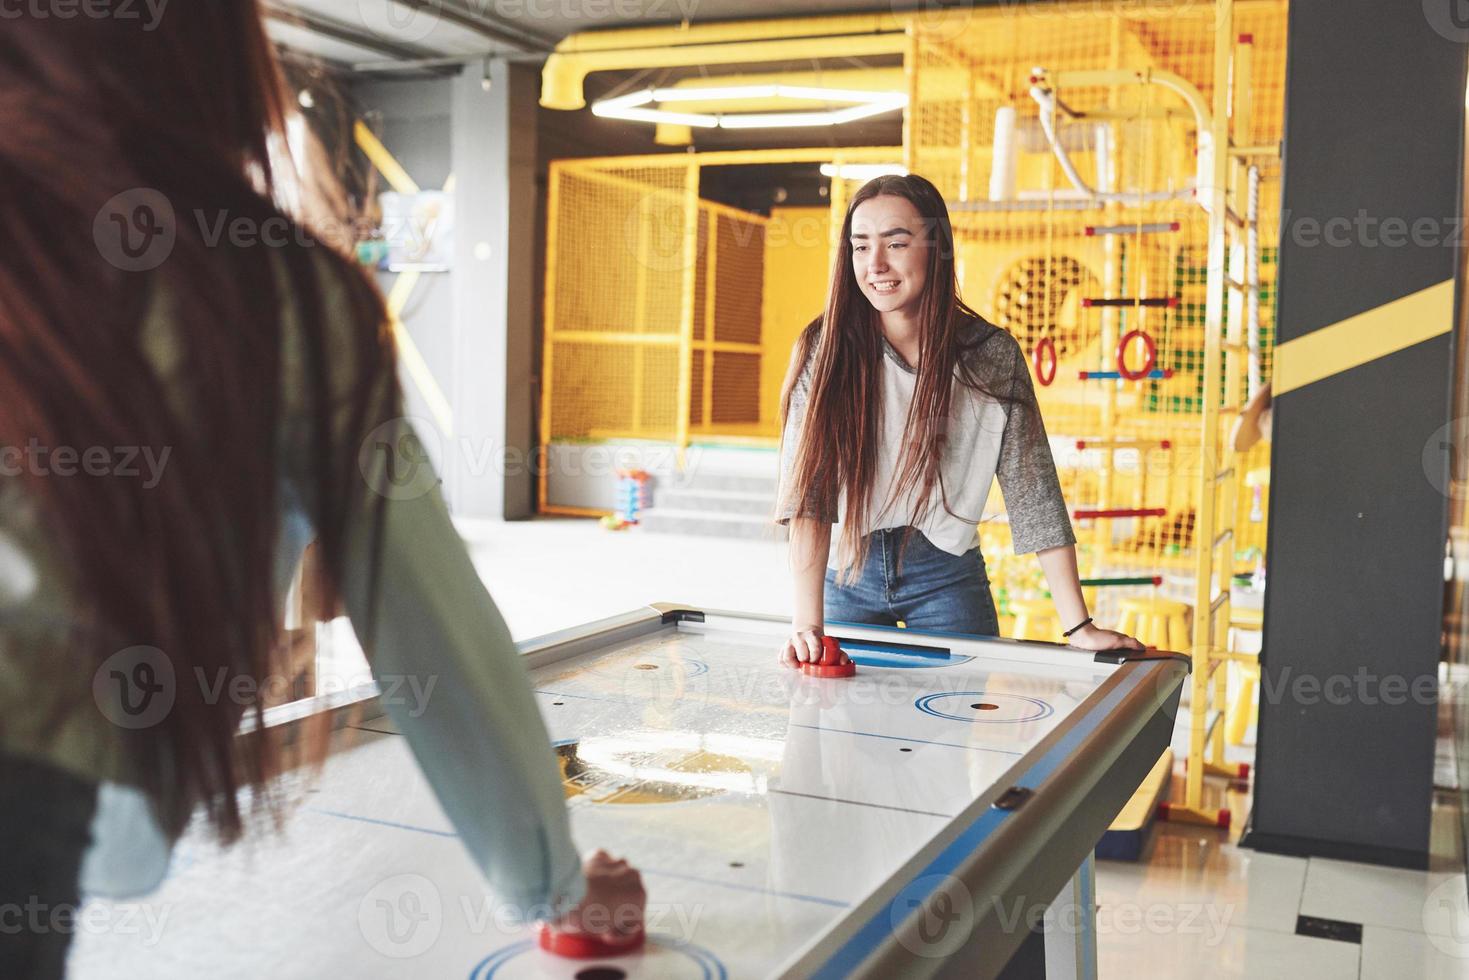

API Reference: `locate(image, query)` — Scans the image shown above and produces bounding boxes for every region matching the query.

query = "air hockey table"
[68,603,1186,980]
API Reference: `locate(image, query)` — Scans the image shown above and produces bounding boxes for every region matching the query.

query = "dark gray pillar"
[1242,4,1466,869]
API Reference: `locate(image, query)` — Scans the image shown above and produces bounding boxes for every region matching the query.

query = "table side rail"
[784,657,1186,979]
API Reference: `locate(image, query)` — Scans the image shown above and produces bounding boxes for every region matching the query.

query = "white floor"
[324,515,1469,979]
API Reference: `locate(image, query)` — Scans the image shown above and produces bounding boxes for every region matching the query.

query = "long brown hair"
[0,10,394,839]
[778,174,1022,582]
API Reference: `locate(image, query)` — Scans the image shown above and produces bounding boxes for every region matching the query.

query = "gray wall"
[353,64,540,519]
[1243,3,1466,869]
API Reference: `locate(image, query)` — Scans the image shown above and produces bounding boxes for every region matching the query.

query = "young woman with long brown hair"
[0,10,640,977]
[776,174,1144,665]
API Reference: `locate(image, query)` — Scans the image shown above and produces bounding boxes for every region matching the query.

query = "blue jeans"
[824,527,1000,636]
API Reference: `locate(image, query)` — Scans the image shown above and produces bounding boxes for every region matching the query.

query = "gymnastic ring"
[1116,329,1156,381]
[1033,336,1058,387]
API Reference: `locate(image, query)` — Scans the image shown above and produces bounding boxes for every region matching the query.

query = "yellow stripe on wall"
[1274,278,1454,396]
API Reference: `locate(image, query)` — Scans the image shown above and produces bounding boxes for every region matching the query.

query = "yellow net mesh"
[545,158,775,447]
[546,162,688,442]
[906,1,1286,620]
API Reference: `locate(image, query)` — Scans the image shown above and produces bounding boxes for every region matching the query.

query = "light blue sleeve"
[330,414,586,919]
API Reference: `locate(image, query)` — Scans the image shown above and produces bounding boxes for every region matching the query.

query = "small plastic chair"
[1009,598,1060,641]
[1117,597,1190,651]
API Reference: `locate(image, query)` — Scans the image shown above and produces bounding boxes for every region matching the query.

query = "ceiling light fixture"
[591,84,907,130]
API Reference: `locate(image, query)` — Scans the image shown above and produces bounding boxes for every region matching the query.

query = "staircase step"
[637,508,789,541]
[671,471,778,494]
[655,488,775,517]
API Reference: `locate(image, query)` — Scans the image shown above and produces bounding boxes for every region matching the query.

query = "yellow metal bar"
[541,503,613,519]
[702,213,718,431]
[902,29,918,174]
[958,65,975,202]
[1184,0,1235,819]
[538,163,564,513]
[551,12,908,54]
[552,331,680,346]
[353,121,420,195]
[1235,31,1255,148]
[1092,15,1124,564]
[675,164,699,465]
[562,146,903,172]
[632,196,650,433]
[1229,143,1280,157]
[383,269,454,436]
[1077,440,1174,450]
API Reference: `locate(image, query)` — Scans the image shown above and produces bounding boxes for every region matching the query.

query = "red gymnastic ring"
[1116,329,1156,381]
[1033,336,1058,387]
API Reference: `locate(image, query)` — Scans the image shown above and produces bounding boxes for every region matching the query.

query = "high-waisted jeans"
[823,527,1000,636]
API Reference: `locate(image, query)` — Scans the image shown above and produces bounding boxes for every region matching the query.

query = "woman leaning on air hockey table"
[775,174,1145,669]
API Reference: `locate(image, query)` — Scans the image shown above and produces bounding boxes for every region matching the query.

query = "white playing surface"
[67,617,1114,979]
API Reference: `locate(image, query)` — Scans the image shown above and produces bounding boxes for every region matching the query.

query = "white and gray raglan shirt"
[776,316,1076,570]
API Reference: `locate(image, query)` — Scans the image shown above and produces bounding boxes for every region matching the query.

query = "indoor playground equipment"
[537,0,1285,829]
[905,0,1283,828]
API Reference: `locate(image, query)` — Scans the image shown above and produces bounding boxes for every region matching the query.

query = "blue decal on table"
[914,692,1055,724]
[844,647,974,670]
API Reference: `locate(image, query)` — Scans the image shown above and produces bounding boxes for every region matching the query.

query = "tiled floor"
[319,515,1469,978]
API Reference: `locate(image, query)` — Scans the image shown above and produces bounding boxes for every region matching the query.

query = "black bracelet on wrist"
[1062,616,1094,638]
